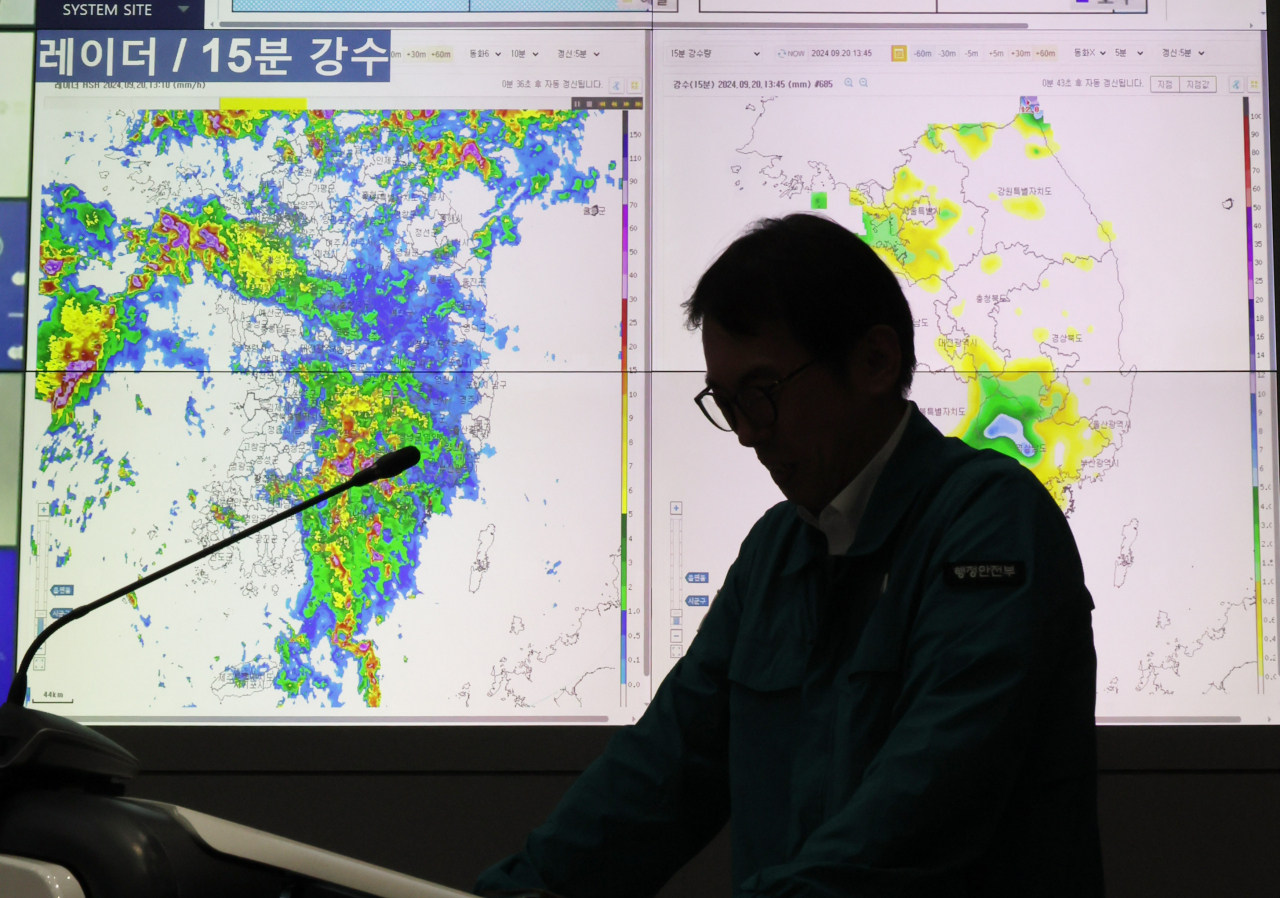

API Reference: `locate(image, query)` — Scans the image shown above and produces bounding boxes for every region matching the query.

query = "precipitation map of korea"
[728,92,1259,712]
[24,105,627,718]
[732,96,1130,527]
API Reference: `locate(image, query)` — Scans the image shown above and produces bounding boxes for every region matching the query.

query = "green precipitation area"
[1017,112,1051,132]
[40,185,471,707]
[922,114,1052,155]
[958,372,1054,467]
[59,185,117,242]
[856,204,956,278]
[808,191,926,273]
[860,212,911,270]
[471,212,518,261]
[923,122,996,153]
[264,369,470,708]
[469,166,595,262]
[35,188,139,417]
[125,195,369,343]
[36,190,374,423]
[1015,112,1056,159]
[36,299,141,434]
[34,274,144,403]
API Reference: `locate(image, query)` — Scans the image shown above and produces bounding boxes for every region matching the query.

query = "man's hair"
[683,213,916,395]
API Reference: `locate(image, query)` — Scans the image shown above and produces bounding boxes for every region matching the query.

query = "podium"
[0,704,474,898]
[0,792,472,898]
[0,450,480,897]
[0,792,471,898]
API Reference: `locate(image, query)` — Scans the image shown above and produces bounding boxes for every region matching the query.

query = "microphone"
[345,445,422,487]
[0,442,473,895]
[5,445,421,707]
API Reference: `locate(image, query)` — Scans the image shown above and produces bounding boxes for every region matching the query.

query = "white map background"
[20,101,633,720]
[652,85,1271,720]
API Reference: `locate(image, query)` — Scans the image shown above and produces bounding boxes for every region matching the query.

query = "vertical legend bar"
[1246,96,1265,688]
[31,506,50,686]
[620,110,630,706]
[669,501,683,658]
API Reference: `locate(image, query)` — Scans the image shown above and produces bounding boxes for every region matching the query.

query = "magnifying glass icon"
[859,77,868,87]
[844,77,853,87]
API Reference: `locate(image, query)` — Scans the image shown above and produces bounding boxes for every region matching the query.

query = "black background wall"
[99,726,1280,897]
[118,770,1280,897]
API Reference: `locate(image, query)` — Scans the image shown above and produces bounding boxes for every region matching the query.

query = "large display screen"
[20,29,646,722]
[649,27,1276,724]
[11,1,1279,726]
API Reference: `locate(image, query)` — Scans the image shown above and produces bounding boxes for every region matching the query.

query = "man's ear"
[848,325,903,396]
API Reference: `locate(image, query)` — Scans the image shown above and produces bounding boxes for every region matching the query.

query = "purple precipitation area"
[160,213,191,248]
[50,359,97,410]
[47,360,97,414]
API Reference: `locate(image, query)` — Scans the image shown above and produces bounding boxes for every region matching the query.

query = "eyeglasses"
[694,358,818,433]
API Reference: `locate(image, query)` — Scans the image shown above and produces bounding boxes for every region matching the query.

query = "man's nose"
[735,416,767,449]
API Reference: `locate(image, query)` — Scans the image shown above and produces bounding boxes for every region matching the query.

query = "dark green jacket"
[477,406,1103,898]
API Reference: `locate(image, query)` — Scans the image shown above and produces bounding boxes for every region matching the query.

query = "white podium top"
[134,799,478,898]
[0,854,86,898]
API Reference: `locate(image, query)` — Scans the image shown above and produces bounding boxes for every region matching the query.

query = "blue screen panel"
[0,200,27,371]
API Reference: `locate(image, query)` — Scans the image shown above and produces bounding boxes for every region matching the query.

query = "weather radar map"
[733,95,1132,513]
[652,67,1272,720]
[21,102,632,719]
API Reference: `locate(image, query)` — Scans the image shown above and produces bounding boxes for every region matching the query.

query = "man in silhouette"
[477,214,1103,898]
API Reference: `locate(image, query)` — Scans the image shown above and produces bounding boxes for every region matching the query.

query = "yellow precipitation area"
[936,334,1113,511]
[36,300,116,412]
[853,166,963,292]
[923,123,1000,160]
[925,116,1059,162]
[1002,195,1045,220]
[296,376,440,707]
[1013,113,1062,158]
[220,98,306,112]
[232,225,305,294]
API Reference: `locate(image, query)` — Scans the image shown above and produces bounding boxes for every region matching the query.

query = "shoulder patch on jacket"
[944,561,1026,588]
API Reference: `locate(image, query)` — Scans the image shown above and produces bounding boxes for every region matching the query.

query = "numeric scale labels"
[1245,94,1276,690]
[620,109,631,705]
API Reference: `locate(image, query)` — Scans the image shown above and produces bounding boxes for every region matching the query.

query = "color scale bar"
[1246,97,1264,685]
[620,110,630,703]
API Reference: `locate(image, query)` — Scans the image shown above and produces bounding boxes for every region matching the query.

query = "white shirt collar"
[797,404,912,555]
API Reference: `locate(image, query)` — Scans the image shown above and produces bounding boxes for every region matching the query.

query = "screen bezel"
[18,18,1280,774]
[91,724,1280,773]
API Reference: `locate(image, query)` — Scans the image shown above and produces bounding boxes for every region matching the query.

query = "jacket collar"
[780,402,953,575]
